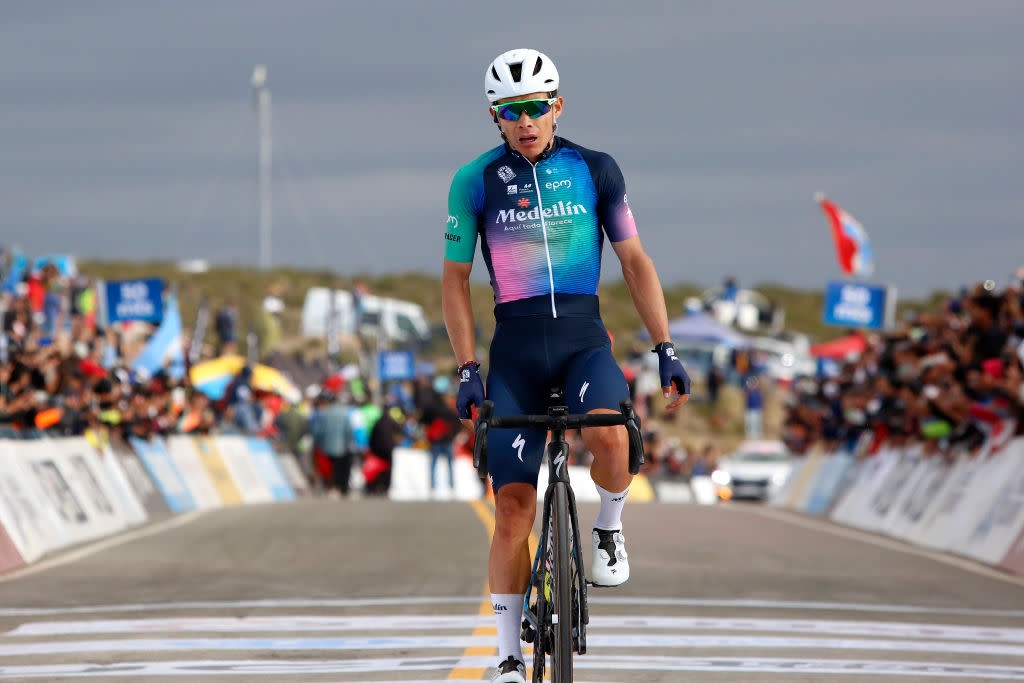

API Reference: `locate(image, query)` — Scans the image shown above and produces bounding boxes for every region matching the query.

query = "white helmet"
[485,49,559,103]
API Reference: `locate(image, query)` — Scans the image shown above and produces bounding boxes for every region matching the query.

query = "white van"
[300,287,432,346]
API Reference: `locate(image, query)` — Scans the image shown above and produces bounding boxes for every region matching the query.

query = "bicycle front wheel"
[550,482,574,682]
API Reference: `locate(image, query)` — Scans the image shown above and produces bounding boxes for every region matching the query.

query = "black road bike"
[473,388,644,683]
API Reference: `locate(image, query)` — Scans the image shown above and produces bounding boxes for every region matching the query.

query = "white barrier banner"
[165,436,224,510]
[277,453,310,495]
[0,444,64,562]
[390,448,483,501]
[956,439,1024,564]
[50,439,129,541]
[93,446,148,526]
[212,436,273,504]
[830,449,899,529]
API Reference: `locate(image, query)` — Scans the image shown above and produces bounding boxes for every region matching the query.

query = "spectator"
[420,385,461,495]
[366,404,404,496]
[744,374,764,438]
[214,300,238,356]
[311,391,355,497]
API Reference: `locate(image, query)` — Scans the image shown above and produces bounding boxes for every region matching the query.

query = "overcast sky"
[2,1,1022,297]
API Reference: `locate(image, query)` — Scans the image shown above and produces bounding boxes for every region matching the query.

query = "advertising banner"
[111,443,170,518]
[103,278,164,324]
[276,452,310,495]
[191,436,243,505]
[91,444,148,527]
[822,280,895,331]
[129,437,196,514]
[0,446,63,562]
[211,436,272,504]
[165,436,224,510]
[378,350,416,382]
[803,455,856,515]
[244,438,295,501]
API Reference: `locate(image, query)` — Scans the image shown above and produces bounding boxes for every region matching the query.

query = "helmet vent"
[491,66,499,81]
[533,57,544,76]
[509,62,522,82]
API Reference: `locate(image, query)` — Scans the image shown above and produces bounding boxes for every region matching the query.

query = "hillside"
[79,260,934,363]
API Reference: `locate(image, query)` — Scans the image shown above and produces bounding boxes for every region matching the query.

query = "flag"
[189,297,209,365]
[133,291,185,380]
[815,192,874,277]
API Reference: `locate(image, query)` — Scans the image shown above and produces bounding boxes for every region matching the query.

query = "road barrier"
[0,434,297,576]
[770,427,1024,576]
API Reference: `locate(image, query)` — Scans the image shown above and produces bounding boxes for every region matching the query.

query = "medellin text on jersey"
[445,137,637,309]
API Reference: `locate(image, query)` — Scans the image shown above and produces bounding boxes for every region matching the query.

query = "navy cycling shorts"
[484,306,629,492]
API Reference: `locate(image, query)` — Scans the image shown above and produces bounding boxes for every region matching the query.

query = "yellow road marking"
[449,500,540,680]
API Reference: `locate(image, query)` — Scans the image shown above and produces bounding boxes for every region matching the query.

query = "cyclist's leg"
[564,344,632,496]
[486,331,548,667]
[565,342,634,586]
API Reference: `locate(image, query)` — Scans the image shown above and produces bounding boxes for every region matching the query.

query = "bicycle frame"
[472,392,644,680]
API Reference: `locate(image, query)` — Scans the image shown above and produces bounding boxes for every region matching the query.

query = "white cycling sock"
[594,484,629,531]
[492,593,525,664]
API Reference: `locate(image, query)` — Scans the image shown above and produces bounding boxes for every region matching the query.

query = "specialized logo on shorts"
[579,381,590,402]
[506,184,517,195]
[497,165,515,183]
[512,433,526,462]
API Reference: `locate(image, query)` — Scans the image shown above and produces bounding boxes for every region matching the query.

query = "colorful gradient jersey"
[445,137,637,317]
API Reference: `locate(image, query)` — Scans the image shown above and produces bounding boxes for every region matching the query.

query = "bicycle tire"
[550,482,574,682]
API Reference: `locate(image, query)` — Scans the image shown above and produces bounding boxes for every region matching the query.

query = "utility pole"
[251,65,272,269]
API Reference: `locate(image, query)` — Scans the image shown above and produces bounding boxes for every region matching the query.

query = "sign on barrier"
[91,445,149,527]
[276,452,310,495]
[191,437,243,505]
[0,447,63,562]
[959,440,1024,564]
[129,437,196,514]
[165,436,224,510]
[245,438,296,501]
[389,448,483,501]
[211,436,273,504]
[112,443,170,519]
[803,455,855,515]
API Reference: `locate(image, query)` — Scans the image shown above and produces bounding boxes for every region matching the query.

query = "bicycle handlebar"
[473,398,646,479]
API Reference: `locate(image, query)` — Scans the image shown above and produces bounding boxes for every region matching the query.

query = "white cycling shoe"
[591,528,629,587]
[491,655,526,682]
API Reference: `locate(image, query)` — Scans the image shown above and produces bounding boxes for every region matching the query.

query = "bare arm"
[442,259,476,366]
[612,235,670,346]
[612,235,688,409]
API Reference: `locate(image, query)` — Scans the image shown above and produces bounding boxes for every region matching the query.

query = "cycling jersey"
[445,137,637,317]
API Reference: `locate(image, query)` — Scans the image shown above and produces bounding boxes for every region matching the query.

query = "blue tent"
[638,312,749,347]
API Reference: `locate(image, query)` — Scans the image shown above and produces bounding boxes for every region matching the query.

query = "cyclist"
[442,48,691,682]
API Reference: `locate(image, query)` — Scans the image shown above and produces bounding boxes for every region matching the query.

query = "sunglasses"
[491,98,557,122]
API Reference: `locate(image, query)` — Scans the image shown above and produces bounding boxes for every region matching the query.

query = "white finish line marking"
[0,656,1022,679]
[5,634,1024,657]
[3,596,1023,618]
[10,615,1024,643]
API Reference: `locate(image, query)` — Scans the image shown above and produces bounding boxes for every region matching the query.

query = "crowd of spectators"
[784,279,1024,456]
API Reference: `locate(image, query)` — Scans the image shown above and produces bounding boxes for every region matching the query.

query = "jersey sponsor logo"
[444,233,461,243]
[497,165,516,183]
[512,433,526,462]
[624,193,633,217]
[495,200,588,224]
[506,184,517,195]
[545,179,571,191]
[446,215,458,230]
[517,197,530,209]
[521,183,533,192]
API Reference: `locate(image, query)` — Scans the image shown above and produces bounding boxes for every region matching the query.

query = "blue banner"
[245,438,295,501]
[378,350,416,382]
[105,278,164,324]
[128,436,195,513]
[822,281,895,331]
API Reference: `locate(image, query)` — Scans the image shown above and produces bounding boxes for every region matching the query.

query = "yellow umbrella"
[190,355,301,404]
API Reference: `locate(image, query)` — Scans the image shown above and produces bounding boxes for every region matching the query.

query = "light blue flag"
[133,291,185,380]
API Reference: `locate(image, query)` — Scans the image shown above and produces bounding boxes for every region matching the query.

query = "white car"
[711,440,793,501]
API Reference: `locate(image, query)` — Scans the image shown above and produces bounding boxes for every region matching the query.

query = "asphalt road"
[1,498,1023,682]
